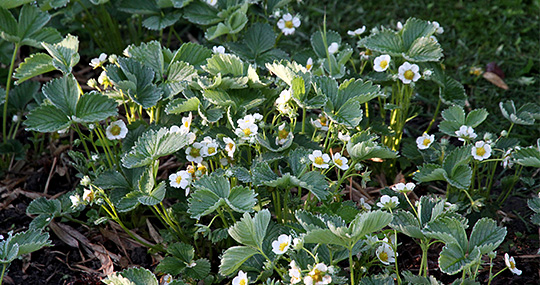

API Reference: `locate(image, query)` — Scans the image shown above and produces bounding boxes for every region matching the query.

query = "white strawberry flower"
[82,188,94,203]
[235,121,258,143]
[472,141,492,161]
[106,120,128,140]
[277,13,301,36]
[416,133,435,150]
[276,89,292,105]
[359,198,372,211]
[501,149,514,169]
[232,270,249,285]
[169,170,192,194]
[70,194,82,208]
[304,263,331,285]
[347,26,366,36]
[376,243,396,265]
[200,136,218,157]
[288,260,302,284]
[430,21,444,34]
[392,182,415,194]
[309,150,330,169]
[223,137,236,157]
[504,253,522,275]
[377,195,399,210]
[206,0,218,6]
[272,234,292,255]
[275,123,290,145]
[311,113,329,131]
[373,54,391,72]
[455,125,477,142]
[212,45,225,54]
[327,42,339,54]
[338,131,351,142]
[398,62,421,84]
[332,152,349,170]
[306,57,313,71]
[90,53,108,68]
[186,142,204,163]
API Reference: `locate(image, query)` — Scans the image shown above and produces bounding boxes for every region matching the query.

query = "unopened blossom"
[338,132,350,142]
[332,152,349,170]
[277,13,301,36]
[186,142,204,163]
[396,21,403,30]
[306,57,313,71]
[398,62,421,84]
[232,270,249,285]
[276,123,290,145]
[373,55,391,72]
[430,21,444,34]
[161,274,173,285]
[376,243,396,265]
[80,176,91,186]
[504,253,522,275]
[455,125,477,142]
[223,137,236,157]
[327,42,339,54]
[347,26,366,36]
[377,195,399,210]
[472,141,492,161]
[212,45,225,54]
[106,120,128,140]
[272,234,292,255]
[501,149,514,168]
[289,260,302,284]
[309,150,330,169]
[169,170,192,192]
[98,71,112,88]
[82,188,94,203]
[292,237,303,250]
[359,198,372,211]
[304,263,331,285]
[392,182,415,194]
[70,194,82,208]
[311,113,329,131]
[90,53,107,68]
[416,133,435,150]
[422,69,433,79]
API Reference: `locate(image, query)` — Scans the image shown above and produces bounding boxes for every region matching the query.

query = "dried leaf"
[483,71,509,90]
[146,219,164,244]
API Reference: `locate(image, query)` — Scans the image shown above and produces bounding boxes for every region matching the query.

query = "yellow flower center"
[319,116,327,126]
[239,279,246,285]
[243,128,252,136]
[404,70,415,80]
[198,165,207,174]
[184,121,190,128]
[187,166,195,175]
[310,269,323,282]
[285,20,294,29]
[509,260,515,269]
[423,138,431,146]
[314,157,324,165]
[110,125,121,136]
[175,176,182,184]
[279,242,289,252]
[278,129,289,139]
[227,143,234,150]
[334,158,343,166]
[379,60,388,69]
[476,147,486,157]
[208,147,216,154]
[379,251,389,262]
[190,147,200,157]
[306,63,312,70]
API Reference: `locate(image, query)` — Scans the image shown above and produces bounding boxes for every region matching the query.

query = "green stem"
[2,43,19,143]
[349,247,355,285]
[425,97,441,133]
[216,207,230,228]
[302,108,307,134]
[0,263,7,285]
[419,239,430,276]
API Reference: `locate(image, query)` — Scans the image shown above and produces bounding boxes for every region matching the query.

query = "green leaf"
[425,216,468,249]
[514,146,540,167]
[228,209,270,248]
[414,164,446,183]
[183,0,221,25]
[143,12,181,31]
[390,210,424,239]
[107,57,162,109]
[184,258,211,279]
[439,76,467,106]
[439,244,480,275]
[244,23,276,55]
[0,0,35,9]
[24,104,70,132]
[527,197,540,213]
[42,34,80,75]
[188,189,223,219]
[465,109,488,127]
[74,91,118,123]
[155,256,187,275]
[42,75,79,116]
[350,210,393,240]
[442,146,472,174]
[219,246,259,276]
[173,42,213,68]
[18,6,60,48]
[441,105,465,124]
[298,171,330,201]
[166,97,200,114]
[404,36,442,62]
[444,164,472,190]
[163,61,197,97]
[0,7,17,41]
[500,100,539,125]
[311,30,342,58]
[125,41,165,79]
[303,228,348,247]
[0,241,18,263]
[14,53,54,84]
[265,60,306,86]
[27,197,61,216]
[8,81,39,110]
[122,127,190,168]
[9,229,51,256]
[136,181,166,206]
[203,53,245,76]
[168,242,194,263]
[117,0,159,14]
[119,267,159,285]
[193,173,230,197]
[359,28,403,56]
[401,18,437,49]
[226,186,257,213]
[468,218,506,254]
